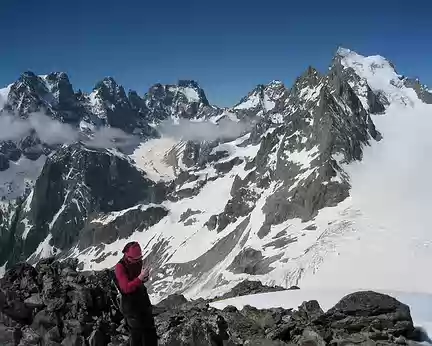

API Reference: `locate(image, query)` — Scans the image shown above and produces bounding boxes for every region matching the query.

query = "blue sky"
[0,0,431,106]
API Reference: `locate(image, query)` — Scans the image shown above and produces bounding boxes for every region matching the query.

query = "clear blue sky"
[0,0,431,107]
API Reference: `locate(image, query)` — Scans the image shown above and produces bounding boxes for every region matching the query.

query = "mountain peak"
[20,71,38,79]
[268,80,284,87]
[93,77,128,103]
[335,47,352,58]
[166,80,209,105]
[94,77,120,91]
[178,80,201,89]
[45,72,69,82]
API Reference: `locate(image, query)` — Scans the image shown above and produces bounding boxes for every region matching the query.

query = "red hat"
[123,242,142,261]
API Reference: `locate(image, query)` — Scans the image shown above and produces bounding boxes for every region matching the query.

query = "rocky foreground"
[0,259,430,345]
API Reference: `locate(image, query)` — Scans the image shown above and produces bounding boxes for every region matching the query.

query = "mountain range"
[0,47,431,303]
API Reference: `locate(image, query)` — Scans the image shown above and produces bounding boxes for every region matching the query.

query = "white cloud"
[83,127,140,149]
[0,112,138,149]
[157,117,254,142]
[0,114,32,141]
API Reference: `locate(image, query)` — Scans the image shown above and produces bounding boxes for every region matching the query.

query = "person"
[114,241,158,346]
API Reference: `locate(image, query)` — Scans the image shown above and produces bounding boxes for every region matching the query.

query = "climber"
[114,241,158,346]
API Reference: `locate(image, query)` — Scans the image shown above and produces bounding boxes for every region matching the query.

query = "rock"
[296,328,326,346]
[214,280,286,301]
[297,300,324,321]
[18,327,40,345]
[61,334,85,346]
[88,329,106,346]
[24,294,44,309]
[31,309,57,332]
[2,300,33,325]
[245,340,291,346]
[156,294,188,311]
[0,154,10,171]
[0,261,429,346]
[0,324,16,346]
[329,290,411,319]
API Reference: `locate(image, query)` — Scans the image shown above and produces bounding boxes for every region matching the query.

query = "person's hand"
[138,267,150,282]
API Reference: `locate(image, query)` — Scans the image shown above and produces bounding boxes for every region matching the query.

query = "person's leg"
[142,327,158,346]
[141,307,158,346]
[125,315,144,346]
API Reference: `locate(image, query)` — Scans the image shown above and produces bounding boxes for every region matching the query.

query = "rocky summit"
[0,260,430,346]
[1,47,432,303]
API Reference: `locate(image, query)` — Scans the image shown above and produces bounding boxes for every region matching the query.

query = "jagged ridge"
[0,47,431,302]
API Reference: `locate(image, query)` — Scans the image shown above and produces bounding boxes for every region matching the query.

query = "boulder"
[24,294,44,309]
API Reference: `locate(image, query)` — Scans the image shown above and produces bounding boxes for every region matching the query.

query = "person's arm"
[115,263,142,294]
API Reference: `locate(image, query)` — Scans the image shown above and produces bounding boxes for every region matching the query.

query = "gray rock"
[24,294,44,308]
[88,329,106,346]
[61,334,85,346]
[18,327,40,345]
[214,280,286,301]
[0,324,16,346]
[228,247,283,275]
[31,310,57,332]
[245,339,291,346]
[403,77,432,104]
[156,294,188,310]
[0,154,10,171]
[179,208,202,222]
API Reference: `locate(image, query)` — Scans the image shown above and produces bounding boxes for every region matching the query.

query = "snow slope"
[210,289,432,337]
[0,156,46,201]
[130,138,183,182]
[299,51,432,295]
[70,49,432,303]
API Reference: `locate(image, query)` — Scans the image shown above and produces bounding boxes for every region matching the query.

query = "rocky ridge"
[0,260,430,346]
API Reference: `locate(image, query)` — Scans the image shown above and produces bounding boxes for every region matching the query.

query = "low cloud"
[0,112,138,149]
[0,114,33,141]
[157,117,255,142]
[83,127,140,149]
[30,113,78,145]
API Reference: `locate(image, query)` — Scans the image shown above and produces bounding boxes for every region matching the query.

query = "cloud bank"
[157,117,255,142]
[0,112,138,149]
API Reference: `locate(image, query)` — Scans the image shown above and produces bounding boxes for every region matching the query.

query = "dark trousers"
[124,308,158,346]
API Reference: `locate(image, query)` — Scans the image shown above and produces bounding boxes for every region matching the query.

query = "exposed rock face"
[0,261,429,346]
[403,77,432,104]
[213,280,288,301]
[0,154,10,172]
[0,144,169,266]
[141,80,220,123]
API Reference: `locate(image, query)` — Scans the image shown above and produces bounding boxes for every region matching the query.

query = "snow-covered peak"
[93,77,127,99]
[167,80,209,105]
[169,86,200,103]
[87,77,130,117]
[87,89,107,118]
[15,72,49,94]
[335,47,353,58]
[42,72,74,105]
[233,81,288,112]
[335,48,421,107]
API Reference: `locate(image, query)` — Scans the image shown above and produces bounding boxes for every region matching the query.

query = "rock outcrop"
[0,260,429,345]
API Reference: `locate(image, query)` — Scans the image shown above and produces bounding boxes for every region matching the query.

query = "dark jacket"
[114,258,151,316]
